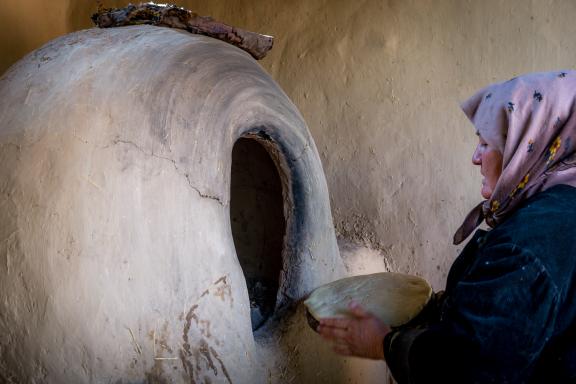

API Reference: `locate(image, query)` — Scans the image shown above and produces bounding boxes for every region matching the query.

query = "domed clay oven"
[0,26,344,383]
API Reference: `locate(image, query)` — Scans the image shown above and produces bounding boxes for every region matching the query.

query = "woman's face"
[472,135,503,199]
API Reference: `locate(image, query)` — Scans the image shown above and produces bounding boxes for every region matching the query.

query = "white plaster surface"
[0,26,348,383]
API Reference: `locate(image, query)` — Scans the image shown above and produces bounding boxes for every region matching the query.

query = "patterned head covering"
[454,71,576,245]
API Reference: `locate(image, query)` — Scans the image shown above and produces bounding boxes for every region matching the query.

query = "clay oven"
[0,26,344,383]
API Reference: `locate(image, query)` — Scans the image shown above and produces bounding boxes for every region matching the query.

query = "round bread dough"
[304,272,432,327]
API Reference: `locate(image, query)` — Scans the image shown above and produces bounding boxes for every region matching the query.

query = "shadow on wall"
[0,0,125,76]
[0,3,38,75]
[66,0,100,33]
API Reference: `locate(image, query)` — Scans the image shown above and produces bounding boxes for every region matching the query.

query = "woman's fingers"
[318,325,348,341]
[319,317,350,329]
[316,305,389,360]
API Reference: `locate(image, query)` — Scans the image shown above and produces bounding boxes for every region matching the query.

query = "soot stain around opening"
[230,138,286,332]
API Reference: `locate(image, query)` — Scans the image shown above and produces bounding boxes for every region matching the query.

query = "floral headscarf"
[454,71,576,245]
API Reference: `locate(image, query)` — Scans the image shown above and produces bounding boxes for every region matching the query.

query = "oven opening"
[230,137,286,331]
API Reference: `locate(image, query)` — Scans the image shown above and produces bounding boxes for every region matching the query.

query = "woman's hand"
[317,301,391,360]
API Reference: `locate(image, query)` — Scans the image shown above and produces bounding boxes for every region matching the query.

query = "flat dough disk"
[304,272,432,327]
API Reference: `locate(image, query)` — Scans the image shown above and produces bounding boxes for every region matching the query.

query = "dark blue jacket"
[384,184,576,383]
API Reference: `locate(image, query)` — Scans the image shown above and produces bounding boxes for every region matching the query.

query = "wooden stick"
[92,3,274,60]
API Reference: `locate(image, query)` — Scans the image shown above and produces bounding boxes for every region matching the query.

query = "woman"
[318,71,576,383]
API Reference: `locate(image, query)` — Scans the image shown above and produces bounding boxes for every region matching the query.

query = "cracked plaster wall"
[0,26,347,383]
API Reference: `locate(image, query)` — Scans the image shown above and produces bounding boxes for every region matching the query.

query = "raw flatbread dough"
[304,272,432,327]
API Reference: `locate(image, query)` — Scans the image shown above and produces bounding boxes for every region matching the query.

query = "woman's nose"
[472,146,482,165]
